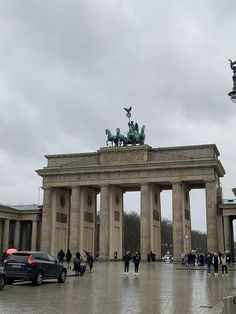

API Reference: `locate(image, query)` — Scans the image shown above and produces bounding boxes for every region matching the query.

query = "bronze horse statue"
[105,125,146,147]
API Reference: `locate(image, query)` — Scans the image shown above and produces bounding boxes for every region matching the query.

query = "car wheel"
[58,269,66,283]
[0,277,5,290]
[33,271,43,286]
[6,278,14,285]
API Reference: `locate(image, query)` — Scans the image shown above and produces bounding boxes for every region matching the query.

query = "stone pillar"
[2,219,10,251]
[205,181,218,253]
[14,220,20,250]
[140,184,151,259]
[150,184,161,257]
[50,189,58,257]
[229,218,234,259]
[99,186,110,260]
[172,182,184,261]
[31,220,38,251]
[183,184,191,253]
[109,186,123,260]
[216,187,224,253]
[69,187,81,256]
[40,188,52,252]
[0,220,3,252]
[223,216,231,252]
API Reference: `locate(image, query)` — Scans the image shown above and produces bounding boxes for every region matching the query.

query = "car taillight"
[27,255,36,266]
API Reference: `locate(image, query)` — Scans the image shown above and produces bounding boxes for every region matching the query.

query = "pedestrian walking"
[205,253,212,276]
[65,249,72,269]
[221,254,228,276]
[123,251,130,274]
[82,250,88,266]
[87,253,94,272]
[133,252,140,276]
[57,249,65,264]
[73,251,81,276]
[226,252,231,266]
[212,253,220,276]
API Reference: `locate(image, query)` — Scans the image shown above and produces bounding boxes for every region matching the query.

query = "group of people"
[181,251,231,276]
[57,249,94,276]
[205,252,231,276]
[147,251,156,262]
[123,251,141,275]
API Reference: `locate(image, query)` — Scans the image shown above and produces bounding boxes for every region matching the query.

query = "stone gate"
[36,144,225,261]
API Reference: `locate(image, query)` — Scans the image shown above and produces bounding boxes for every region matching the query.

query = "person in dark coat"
[57,249,65,264]
[87,253,94,272]
[66,249,72,269]
[205,253,212,276]
[123,251,130,274]
[73,252,81,276]
[212,253,220,276]
[133,252,141,276]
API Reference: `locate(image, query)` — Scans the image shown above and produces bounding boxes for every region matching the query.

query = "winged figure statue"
[124,106,132,120]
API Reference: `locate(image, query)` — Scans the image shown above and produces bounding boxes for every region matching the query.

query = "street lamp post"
[228,59,236,103]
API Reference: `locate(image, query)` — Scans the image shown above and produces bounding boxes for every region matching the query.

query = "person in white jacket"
[221,254,228,276]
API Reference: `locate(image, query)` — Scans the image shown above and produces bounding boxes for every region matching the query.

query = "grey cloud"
[0,1,236,233]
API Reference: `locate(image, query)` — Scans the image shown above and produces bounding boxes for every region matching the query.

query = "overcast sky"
[1,1,236,234]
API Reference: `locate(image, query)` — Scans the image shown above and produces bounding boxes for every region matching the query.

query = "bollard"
[222,295,236,314]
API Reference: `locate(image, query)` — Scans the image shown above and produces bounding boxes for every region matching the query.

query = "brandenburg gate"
[36,108,227,261]
[36,143,225,261]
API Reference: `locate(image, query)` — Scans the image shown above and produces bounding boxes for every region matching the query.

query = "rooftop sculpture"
[105,107,146,147]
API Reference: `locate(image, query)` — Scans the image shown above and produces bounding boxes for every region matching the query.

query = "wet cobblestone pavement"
[0,262,236,314]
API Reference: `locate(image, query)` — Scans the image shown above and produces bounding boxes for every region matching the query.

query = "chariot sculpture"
[105,107,146,147]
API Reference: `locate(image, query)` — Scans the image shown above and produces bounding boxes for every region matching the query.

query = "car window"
[34,255,48,261]
[47,255,56,262]
[8,254,29,263]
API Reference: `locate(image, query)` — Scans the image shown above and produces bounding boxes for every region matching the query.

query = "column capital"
[204,179,217,184]
[170,180,183,185]
[100,184,110,188]
[42,186,52,191]
[71,186,82,191]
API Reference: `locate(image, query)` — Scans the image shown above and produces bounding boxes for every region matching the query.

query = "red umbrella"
[6,248,17,255]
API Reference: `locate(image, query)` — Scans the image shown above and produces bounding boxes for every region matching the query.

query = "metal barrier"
[222,295,236,314]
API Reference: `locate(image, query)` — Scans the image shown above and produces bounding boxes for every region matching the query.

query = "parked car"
[4,251,67,286]
[162,255,173,262]
[0,267,6,290]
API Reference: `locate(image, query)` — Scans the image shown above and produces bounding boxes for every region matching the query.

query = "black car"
[4,251,67,286]
[0,267,6,290]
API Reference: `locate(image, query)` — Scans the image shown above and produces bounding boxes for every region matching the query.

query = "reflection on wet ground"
[0,262,235,313]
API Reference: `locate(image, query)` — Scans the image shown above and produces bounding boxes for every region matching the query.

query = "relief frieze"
[100,149,147,165]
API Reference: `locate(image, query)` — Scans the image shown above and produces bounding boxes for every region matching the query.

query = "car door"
[46,255,59,278]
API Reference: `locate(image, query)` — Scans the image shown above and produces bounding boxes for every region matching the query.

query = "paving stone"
[0,262,235,314]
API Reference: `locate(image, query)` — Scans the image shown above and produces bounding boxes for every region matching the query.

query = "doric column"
[172,182,184,261]
[69,187,81,256]
[229,219,234,259]
[108,186,123,260]
[50,189,57,257]
[2,219,10,251]
[150,184,161,257]
[0,220,3,252]
[40,188,52,252]
[140,184,151,259]
[205,181,218,252]
[31,220,38,251]
[223,216,231,252]
[183,184,191,253]
[14,220,20,250]
[99,186,110,260]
